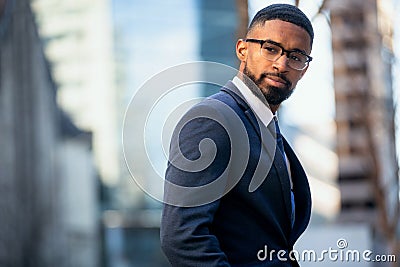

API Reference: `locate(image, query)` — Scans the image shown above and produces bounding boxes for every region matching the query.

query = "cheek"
[247,52,268,74]
[288,73,304,88]
[248,61,268,78]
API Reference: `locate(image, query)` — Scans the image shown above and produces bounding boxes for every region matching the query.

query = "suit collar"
[221,81,267,140]
[221,81,250,110]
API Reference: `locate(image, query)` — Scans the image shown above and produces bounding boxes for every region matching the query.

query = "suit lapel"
[222,82,293,224]
[283,138,312,244]
[222,81,311,244]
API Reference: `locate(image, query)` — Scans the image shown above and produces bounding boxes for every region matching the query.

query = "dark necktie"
[274,117,295,228]
[274,117,286,162]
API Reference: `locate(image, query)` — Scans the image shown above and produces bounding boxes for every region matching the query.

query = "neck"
[270,104,279,114]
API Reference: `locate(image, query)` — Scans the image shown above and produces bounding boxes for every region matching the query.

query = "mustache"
[259,73,291,87]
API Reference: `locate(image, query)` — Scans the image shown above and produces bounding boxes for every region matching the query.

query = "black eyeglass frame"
[244,38,313,70]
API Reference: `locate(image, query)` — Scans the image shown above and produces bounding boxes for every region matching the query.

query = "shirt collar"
[232,76,274,128]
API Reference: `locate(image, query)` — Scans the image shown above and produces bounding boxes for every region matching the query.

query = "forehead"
[251,19,312,53]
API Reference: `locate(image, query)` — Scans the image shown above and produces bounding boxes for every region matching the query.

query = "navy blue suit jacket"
[161,82,311,266]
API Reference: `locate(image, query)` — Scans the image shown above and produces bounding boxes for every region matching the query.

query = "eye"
[263,44,279,54]
[289,53,305,62]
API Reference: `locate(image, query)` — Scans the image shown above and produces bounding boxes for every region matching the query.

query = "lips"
[265,75,288,87]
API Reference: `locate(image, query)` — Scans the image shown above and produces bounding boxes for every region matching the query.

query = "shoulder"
[169,88,248,154]
[179,89,247,133]
[174,90,239,139]
[189,86,247,119]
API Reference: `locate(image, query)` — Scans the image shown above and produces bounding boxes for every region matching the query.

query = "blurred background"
[0,0,399,266]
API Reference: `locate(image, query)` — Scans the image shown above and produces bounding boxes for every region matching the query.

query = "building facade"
[0,1,99,266]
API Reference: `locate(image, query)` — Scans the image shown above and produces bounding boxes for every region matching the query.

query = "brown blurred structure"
[236,0,248,40]
[328,0,399,264]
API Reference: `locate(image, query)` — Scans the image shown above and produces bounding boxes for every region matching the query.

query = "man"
[161,4,313,266]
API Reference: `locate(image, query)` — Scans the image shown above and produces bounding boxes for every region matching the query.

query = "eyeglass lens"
[261,42,309,70]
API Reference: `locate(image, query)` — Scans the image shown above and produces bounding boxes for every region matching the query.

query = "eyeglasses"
[244,38,312,70]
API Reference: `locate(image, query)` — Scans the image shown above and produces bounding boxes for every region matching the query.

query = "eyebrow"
[265,39,308,55]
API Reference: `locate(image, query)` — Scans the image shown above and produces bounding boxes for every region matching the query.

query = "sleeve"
[160,102,232,267]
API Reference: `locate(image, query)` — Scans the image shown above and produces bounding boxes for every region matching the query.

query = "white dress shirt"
[232,76,274,128]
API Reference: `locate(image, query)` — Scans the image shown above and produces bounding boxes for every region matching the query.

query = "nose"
[272,54,290,71]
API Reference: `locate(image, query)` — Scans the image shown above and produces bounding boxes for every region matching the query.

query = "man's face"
[237,20,312,106]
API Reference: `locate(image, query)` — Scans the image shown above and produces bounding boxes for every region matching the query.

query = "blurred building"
[112,0,201,211]
[103,1,203,266]
[0,0,99,266]
[31,0,120,187]
[103,0,241,266]
[198,0,239,95]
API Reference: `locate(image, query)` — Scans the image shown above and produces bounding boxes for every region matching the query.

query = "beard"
[243,64,294,106]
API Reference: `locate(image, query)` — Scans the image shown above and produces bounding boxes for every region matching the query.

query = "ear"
[236,39,248,62]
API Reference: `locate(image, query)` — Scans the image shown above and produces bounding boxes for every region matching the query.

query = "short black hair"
[248,4,314,46]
